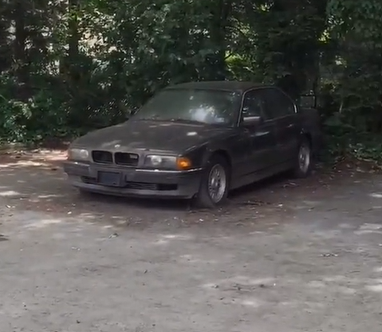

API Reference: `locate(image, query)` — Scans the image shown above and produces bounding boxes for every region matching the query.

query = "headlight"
[144,155,192,170]
[67,148,89,161]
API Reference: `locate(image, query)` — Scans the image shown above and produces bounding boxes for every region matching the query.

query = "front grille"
[124,182,177,191]
[115,152,139,166]
[81,176,97,184]
[92,150,113,164]
[81,176,177,191]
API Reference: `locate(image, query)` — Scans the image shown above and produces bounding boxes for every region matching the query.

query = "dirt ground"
[1,150,382,332]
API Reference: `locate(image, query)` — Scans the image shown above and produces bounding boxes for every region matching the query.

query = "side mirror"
[243,116,262,126]
[299,95,316,109]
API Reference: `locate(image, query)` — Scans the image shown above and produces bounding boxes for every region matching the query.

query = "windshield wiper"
[135,117,207,125]
[166,118,205,125]
[135,116,161,121]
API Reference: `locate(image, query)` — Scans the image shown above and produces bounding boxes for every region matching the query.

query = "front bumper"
[63,161,203,199]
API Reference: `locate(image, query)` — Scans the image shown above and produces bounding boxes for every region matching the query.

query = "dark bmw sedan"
[63,81,322,208]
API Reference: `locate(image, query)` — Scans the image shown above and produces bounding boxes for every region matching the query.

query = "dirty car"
[63,81,322,208]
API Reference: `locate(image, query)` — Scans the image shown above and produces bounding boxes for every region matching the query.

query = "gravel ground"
[1,151,382,332]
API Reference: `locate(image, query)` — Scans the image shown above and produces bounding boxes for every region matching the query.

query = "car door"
[263,88,300,164]
[240,89,278,176]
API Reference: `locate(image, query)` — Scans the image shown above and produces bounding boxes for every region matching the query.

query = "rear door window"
[264,88,296,119]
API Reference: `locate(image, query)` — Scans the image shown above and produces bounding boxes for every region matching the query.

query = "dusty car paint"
[63,81,322,200]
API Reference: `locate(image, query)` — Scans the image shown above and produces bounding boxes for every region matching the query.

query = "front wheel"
[194,155,229,208]
[292,137,313,178]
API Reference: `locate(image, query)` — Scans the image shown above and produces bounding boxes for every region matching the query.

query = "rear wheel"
[292,137,312,178]
[194,155,229,208]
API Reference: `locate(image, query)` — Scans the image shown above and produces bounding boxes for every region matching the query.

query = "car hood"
[72,120,233,153]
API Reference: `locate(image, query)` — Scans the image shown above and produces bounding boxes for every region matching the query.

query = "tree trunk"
[14,0,27,83]
[68,0,79,61]
[0,0,11,72]
[60,0,79,78]
[209,0,233,80]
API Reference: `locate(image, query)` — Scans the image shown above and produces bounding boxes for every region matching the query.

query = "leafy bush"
[1,0,382,164]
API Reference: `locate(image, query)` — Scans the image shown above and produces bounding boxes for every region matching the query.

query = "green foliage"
[0,0,382,162]
[318,0,382,161]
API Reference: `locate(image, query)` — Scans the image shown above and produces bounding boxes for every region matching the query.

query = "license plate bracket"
[97,171,122,187]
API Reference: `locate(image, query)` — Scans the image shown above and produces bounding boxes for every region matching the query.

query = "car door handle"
[287,123,295,128]
[243,128,269,137]
[255,130,270,137]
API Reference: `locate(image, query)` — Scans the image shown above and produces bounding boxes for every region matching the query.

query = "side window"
[264,88,296,119]
[241,90,270,120]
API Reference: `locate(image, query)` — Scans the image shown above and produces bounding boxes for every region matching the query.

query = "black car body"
[63,81,322,208]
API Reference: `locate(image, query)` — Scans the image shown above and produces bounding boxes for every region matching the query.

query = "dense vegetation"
[1,0,382,160]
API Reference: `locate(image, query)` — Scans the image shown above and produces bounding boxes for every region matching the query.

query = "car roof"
[165,81,271,93]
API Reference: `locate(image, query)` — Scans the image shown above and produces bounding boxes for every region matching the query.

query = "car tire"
[292,136,313,178]
[194,154,230,209]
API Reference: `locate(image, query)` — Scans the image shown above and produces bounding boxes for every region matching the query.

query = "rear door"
[263,88,301,164]
[240,89,278,175]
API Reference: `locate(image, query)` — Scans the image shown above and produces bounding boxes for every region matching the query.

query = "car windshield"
[133,89,241,126]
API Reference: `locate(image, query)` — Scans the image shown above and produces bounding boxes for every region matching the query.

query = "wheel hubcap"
[208,164,227,203]
[298,143,311,173]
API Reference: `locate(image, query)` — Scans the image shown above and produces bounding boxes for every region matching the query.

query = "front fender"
[183,142,234,170]
[201,138,235,168]
[183,132,237,169]
[183,144,208,169]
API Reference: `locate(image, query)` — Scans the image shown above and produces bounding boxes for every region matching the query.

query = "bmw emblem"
[115,144,121,148]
